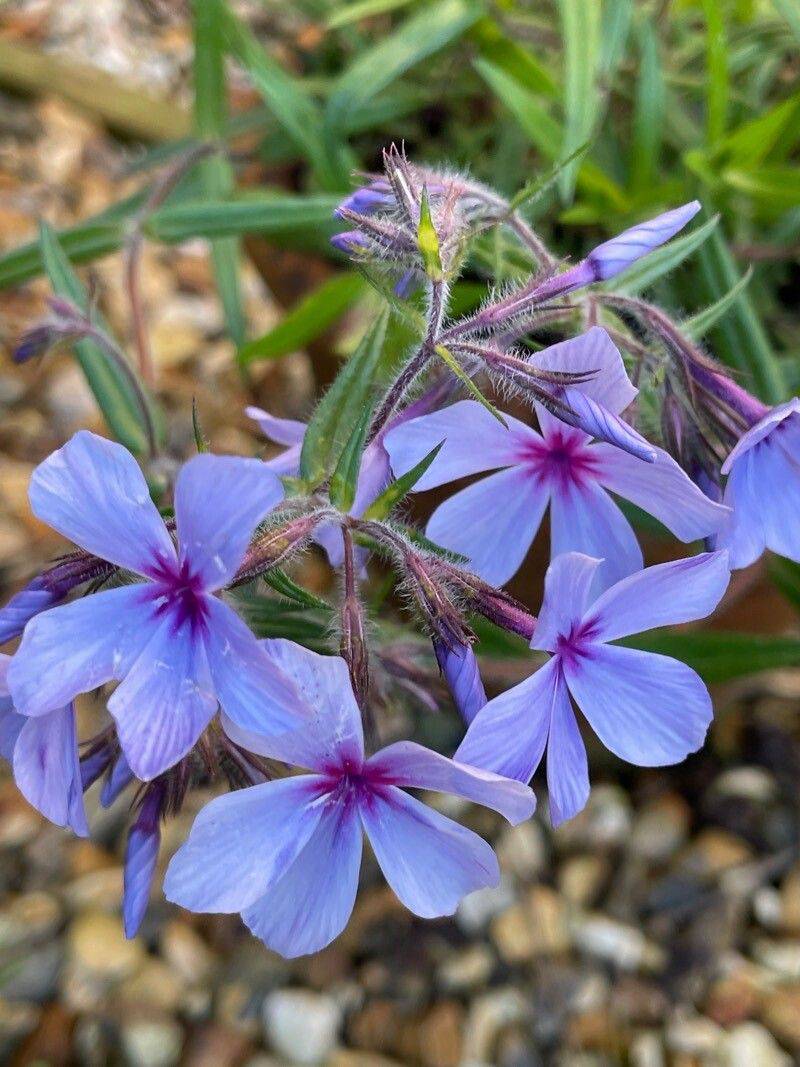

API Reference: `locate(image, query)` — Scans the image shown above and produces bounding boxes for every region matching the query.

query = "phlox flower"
[385,328,729,589]
[456,551,729,825]
[165,639,535,958]
[0,654,87,835]
[7,431,305,781]
[247,406,390,568]
[716,398,800,569]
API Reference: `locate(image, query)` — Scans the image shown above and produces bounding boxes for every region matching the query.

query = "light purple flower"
[165,639,535,958]
[456,551,729,825]
[123,785,163,938]
[716,398,800,569]
[0,577,59,645]
[385,329,729,588]
[0,654,88,835]
[247,406,390,569]
[7,431,305,781]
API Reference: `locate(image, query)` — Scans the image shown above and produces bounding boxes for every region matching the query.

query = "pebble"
[437,945,495,993]
[752,939,800,979]
[0,943,63,1001]
[558,855,609,907]
[760,986,800,1050]
[571,915,664,972]
[495,821,547,881]
[711,766,778,803]
[119,960,185,1012]
[262,989,342,1065]
[0,998,40,1058]
[160,921,216,985]
[461,989,528,1065]
[553,786,632,850]
[678,829,753,877]
[456,878,516,934]
[664,1010,724,1054]
[120,1015,185,1067]
[0,891,61,951]
[68,911,144,980]
[725,1022,791,1066]
[629,794,690,863]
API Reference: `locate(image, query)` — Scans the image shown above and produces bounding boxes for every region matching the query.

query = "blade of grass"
[702,0,729,146]
[558,0,602,201]
[682,267,753,339]
[239,272,366,364]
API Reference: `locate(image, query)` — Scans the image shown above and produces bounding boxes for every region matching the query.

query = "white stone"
[263,990,342,1065]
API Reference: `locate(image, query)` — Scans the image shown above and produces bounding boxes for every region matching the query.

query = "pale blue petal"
[385,400,535,491]
[549,478,642,590]
[13,704,88,836]
[530,328,637,415]
[586,202,701,281]
[164,775,331,913]
[108,609,217,780]
[721,398,800,474]
[175,455,284,591]
[28,431,175,577]
[565,644,712,766]
[426,467,549,586]
[433,640,486,724]
[220,638,362,773]
[366,741,536,824]
[360,786,499,918]
[246,406,307,446]
[532,553,604,652]
[545,672,589,827]
[7,586,156,717]
[241,792,362,958]
[204,600,312,761]
[593,442,730,541]
[455,656,558,783]
[583,552,730,643]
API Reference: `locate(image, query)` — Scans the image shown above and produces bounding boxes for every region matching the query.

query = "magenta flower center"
[148,557,210,635]
[519,427,600,490]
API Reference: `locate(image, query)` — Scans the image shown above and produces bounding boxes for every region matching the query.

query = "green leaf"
[772,0,800,44]
[193,0,246,346]
[263,568,332,611]
[623,630,800,684]
[769,557,800,612]
[235,591,330,649]
[327,0,415,29]
[38,221,156,455]
[630,18,664,194]
[300,308,390,484]
[239,272,365,364]
[694,224,785,403]
[434,344,507,425]
[363,440,445,520]
[682,267,753,339]
[508,141,591,213]
[558,0,602,200]
[474,58,561,160]
[702,0,729,146]
[325,0,482,136]
[721,90,800,167]
[192,397,209,453]
[609,214,719,295]
[221,4,351,189]
[329,405,373,512]
[470,16,557,97]
[145,194,341,241]
[722,166,800,210]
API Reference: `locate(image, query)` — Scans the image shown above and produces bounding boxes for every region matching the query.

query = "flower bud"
[433,639,486,725]
[123,784,163,939]
[586,202,701,281]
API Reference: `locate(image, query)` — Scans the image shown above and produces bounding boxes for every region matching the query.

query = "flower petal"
[427,467,549,586]
[246,406,307,446]
[164,775,331,913]
[0,577,60,646]
[549,478,642,590]
[361,786,499,918]
[716,450,768,569]
[216,630,361,773]
[721,398,800,474]
[532,552,604,653]
[28,431,175,577]
[530,328,637,415]
[7,586,156,716]
[366,740,536,824]
[175,455,284,591]
[545,674,590,827]
[241,792,362,958]
[583,551,730,642]
[455,657,560,783]
[13,705,88,836]
[384,400,535,491]
[108,610,218,780]
[565,643,712,766]
[594,442,730,541]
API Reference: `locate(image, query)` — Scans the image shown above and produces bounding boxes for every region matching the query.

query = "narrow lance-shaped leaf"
[193,0,246,346]
[300,308,390,484]
[38,221,159,455]
[417,188,443,281]
[325,0,483,136]
[682,267,753,340]
[624,631,800,684]
[329,406,374,512]
[558,0,602,200]
[363,441,445,521]
[239,273,365,364]
[263,568,332,611]
[434,344,508,426]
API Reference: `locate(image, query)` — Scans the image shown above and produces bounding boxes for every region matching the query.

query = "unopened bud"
[123,784,163,938]
[433,639,486,725]
[233,511,325,585]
